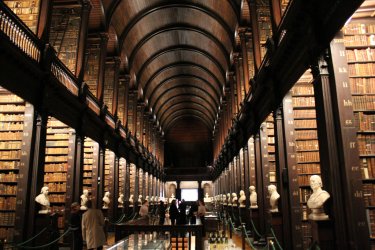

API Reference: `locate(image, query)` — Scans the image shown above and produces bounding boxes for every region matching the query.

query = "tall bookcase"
[130,163,136,202]
[49,6,81,74]
[44,117,72,230]
[83,137,99,194]
[342,18,375,241]
[255,0,273,60]
[139,168,143,200]
[290,72,321,248]
[84,44,100,98]
[119,158,126,204]
[0,87,25,241]
[266,114,276,185]
[104,149,115,203]
[4,0,40,33]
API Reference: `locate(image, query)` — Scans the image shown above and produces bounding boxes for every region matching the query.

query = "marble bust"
[138,195,143,205]
[118,193,124,208]
[129,194,134,206]
[231,193,238,207]
[102,191,111,209]
[145,195,149,202]
[249,186,258,209]
[227,193,232,206]
[239,190,246,208]
[80,189,89,210]
[268,185,280,212]
[307,175,330,220]
[150,196,155,204]
[35,186,51,214]
[222,194,227,205]
[204,192,212,203]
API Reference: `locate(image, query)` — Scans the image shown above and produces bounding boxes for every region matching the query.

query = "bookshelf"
[0,87,25,241]
[4,0,40,33]
[83,137,98,194]
[84,45,100,98]
[44,117,72,230]
[255,0,273,60]
[343,18,375,241]
[266,114,276,185]
[103,62,115,114]
[49,6,81,75]
[130,163,136,203]
[139,168,143,200]
[290,72,321,248]
[119,158,126,203]
[104,149,115,199]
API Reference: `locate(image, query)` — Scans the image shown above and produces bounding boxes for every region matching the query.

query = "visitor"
[158,200,166,225]
[169,199,179,225]
[189,200,198,224]
[139,200,149,224]
[82,200,106,250]
[198,200,206,236]
[70,202,83,250]
[178,199,187,224]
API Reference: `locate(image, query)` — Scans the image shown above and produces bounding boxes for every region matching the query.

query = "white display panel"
[181,189,198,201]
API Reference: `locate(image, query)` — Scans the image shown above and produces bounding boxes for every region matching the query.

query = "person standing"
[82,200,106,250]
[178,199,187,224]
[70,202,83,250]
[139,200,149,224]
[169,200,179,225]
[158,200,166,225]
[189,200,198,224]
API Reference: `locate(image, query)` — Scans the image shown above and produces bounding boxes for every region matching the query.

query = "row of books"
[45,156,68,162]
[0,114,24,121]
[300,188,313,203]
[349,63,375,76]
[297,163,321,175]
[357,134,375,155]
[0,173,17,182]
[295,130,318,140]
[294,109,316,119]
[352,96,375,110]
[0,197,16,210]
[44,173,67,182]
[295,140,319,151]
[0,132,22,140]
[361,158,375,179]
[366,209,375,238]
[47,183,66,192]
[363,183,375,206]
[0,228,14,240]
[292,97,316,107]
[0,161,19,170]
[350,78,375,94]
[346,48,375,62]
[0,122,24,131]
[45,148,69,154]
[0,212,15,225]
[0,184,16,195]
[290,86,314,96]
[296,151,320,163]
[0,105,25,112]
[344,35,375,47]
[45,163,68,172]
[294,120,317,129]
[46,134,69,140]
[344,23,375,34]
[45,141,69,147]
[355,113,375,131]
[49,194,66,203]
[0,94,23,103]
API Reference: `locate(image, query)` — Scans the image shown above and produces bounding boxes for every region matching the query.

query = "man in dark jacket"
[189,200,199,224]
[70,202,83,250]
[158,200,166,225]
[178,199,187,224]
[169,200,179,225]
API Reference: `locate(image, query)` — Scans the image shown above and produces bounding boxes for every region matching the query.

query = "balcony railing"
[51,59,79,96]
[0,1,41,63]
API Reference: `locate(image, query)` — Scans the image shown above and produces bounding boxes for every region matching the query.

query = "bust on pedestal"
[268,185,280,213]
[35,186,51,214]
[249,186,258,209]
[239,190,246,208]
[204,193,212,203]
[145,195,149,202]
[231,193,238,207]
[222,194,227,205]
[138,195,143,205]
[227,193,232,206]
[307,175,330,220]
[118,193,124,208]
[102,191,111,209]
[80,189,89,210]
[150,196,154,204]
[129,194,134,207]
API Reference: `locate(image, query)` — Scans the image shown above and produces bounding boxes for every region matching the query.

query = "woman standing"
[82,200,106,250]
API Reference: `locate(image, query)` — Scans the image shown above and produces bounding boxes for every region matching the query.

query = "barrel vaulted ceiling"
[90,0,244,135]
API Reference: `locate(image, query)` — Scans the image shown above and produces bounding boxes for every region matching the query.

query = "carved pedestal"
[249,208,261,241]
[269,211,283,248]
[34,213,59,249]
[311,220,335,249]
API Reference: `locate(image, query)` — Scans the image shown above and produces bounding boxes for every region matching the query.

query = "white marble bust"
[239,190,246,208]
[129,194,134,206]
[35,186,51,214]
[80,189,89,210]
[222,194,227,205]
[138,195,143,205]
[307,175,330,220]
[227,193,232,206]
[150,196,155,204]
[231,193,238,207]
[102,191,111,209]
[118,193,124,208]
[145,195,149,202]
[204,192,212,203]
[268,185,280,212]
[249,186,258,209]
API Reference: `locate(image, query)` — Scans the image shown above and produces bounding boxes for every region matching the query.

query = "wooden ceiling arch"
[108,0,240,133]
[164,113,213,132]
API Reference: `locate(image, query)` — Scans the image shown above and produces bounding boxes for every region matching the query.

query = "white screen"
[181,189,198,201]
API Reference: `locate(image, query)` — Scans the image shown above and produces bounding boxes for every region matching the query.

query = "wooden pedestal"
[311,220,335,250]
[34,213,59,249]
[270,211,283,248]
